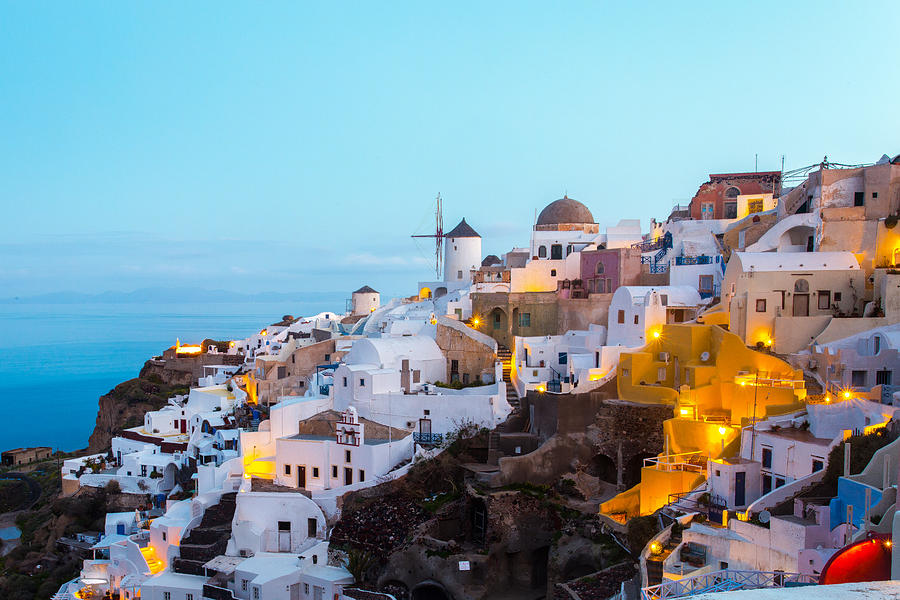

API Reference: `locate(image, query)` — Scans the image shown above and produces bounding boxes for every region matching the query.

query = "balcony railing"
[650,263,669,274]
[675,255,713,266]
[644,451,706,473]
[641,569,818,600]
[413,432,443,445]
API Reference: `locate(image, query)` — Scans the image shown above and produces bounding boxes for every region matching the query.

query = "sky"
[2,1,899,299]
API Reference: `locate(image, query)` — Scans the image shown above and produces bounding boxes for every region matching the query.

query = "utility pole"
[750,370,759,461]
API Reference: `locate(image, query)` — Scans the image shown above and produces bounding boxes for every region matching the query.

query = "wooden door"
[792,294,809,317]
[298,466,306,488]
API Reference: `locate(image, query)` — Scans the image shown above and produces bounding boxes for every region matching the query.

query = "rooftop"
[536,195,594,226]
[444,218,480,238]
[733,251,860,272]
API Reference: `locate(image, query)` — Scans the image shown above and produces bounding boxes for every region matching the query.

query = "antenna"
[411,194,444,279]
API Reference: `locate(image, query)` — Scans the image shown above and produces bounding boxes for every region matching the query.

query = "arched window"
[725,187,740,198]
[538,245,547,258]
[596,263,605,275]
[794,279,809,293]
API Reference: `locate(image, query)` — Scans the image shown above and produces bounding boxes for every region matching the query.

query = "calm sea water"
[0,301,339,451]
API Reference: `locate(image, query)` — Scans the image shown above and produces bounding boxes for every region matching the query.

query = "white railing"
[644,451,707,473]
[641,569,817,600]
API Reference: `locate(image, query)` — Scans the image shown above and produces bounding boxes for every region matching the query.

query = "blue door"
[735,471,746,506]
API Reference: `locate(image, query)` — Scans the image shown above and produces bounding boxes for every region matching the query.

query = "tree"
[345,548,377,583]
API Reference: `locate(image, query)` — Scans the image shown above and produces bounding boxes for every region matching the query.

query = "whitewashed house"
[607,286,703,347]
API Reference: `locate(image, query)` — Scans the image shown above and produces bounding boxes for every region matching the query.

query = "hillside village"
[11,154,900,599]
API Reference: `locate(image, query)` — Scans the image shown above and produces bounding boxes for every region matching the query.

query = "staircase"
[172,492,237,575]
[140,545,164,574]
[497,345,520,409]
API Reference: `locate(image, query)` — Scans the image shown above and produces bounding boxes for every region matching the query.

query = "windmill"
[411,194,444,280]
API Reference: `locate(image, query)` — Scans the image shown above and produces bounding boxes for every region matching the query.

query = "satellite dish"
[758,510,771,524]
[700,351,710,362]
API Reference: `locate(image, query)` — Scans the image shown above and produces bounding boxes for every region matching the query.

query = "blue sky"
[2,1,899,298]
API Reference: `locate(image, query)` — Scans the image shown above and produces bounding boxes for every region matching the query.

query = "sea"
[0,300,341,452]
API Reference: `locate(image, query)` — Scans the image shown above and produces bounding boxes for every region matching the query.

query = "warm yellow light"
[765,338,773,347]
[176,345,203,355]
[472,317,480,326]
[825,396,831,403]
[740,381,746,387]
[886,540,893,548]
[679,408,692,416]
[652,330,661,339]
[260,329,268,336]
[537,385,546,393]
[649,541,662,555]
[718,426,728,436]
[370,307,376,312]
[843,391,852,399]
[228,341,236,348]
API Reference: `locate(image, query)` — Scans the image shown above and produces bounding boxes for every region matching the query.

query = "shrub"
[105,480,121,494]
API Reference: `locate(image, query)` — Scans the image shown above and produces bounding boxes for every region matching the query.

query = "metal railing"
[650,263,669,274]
[413,432,444,445]
[675,255,713,266]
[641,569,818,600]
[644,451,706,473]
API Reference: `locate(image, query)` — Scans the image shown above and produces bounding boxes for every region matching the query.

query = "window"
[617,310,625,324]
[854,191,865,207]
[834,292,842,302]
[794,279,809,293]
[567,245,573,255]
[558,352,567,365]
[812,458,824,473]
[724,201,737,219]
[756,299,767,312]
[519,313,531,328]
[550,269,557,277]
[633,314,639,325]
[551,244,563,260]
[313,554,318,564]
[277,366,286,379]
[359,469,365,481]
[457,270,463,279]
[596,263,605,275]
[660,294,668,306]
[141,465,147,477]
[242,579,248,592]
[413,370,420,383]
[343,377,347,387]
[332,465,338,478]
[658,367,666,381]
[278,521,291,531]
[312,467,319,478]
[538,245,547,258]
[852,370,867,387]
[761,447,772,469]
[699,275,713,293]
[701,202,714,219]
[285,464,291,475]
[876,370,892,386]
[253,588,260,600]
[359,378,365,387]
[345,450,351,463]
[162,531,166,541]
[163,593,171,600]
[775,477,785,488]
[450,359,459,374]
[817,291,831,310]
[324,354,331,362]
[725,186,740,199]
[873,192,879,199]
[186,595,193,600]
[308,517,317,537]
[762,474,772,495]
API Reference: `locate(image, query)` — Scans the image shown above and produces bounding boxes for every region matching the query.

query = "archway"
[419,287,433,300]
[623,452,656,488]
[779,225,816,252]
[412,581,452,600]
[488,307,508,345]
[591,453,617,485]
[434,287,448,299]
[162,463,178,492]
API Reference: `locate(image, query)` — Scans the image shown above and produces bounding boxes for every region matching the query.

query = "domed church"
[531,195,600,260]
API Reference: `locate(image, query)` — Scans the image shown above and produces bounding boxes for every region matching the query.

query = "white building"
[228,490,327,556]
[607,286,703,347]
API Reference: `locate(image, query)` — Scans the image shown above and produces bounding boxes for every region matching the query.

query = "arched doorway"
[412,581,452,600]
[488,307,508,344]
[591,453,617,485]
[419,287,433,300]
[434,287,448,299]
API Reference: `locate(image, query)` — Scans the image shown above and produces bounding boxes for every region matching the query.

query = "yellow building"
[601,323,806,521]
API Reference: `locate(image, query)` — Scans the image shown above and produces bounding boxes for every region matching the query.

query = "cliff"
[86,365,190,453]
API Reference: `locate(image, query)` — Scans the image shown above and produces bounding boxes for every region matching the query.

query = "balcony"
[413,432,443,445]
[675,255,713,266]
[642,569,817,600]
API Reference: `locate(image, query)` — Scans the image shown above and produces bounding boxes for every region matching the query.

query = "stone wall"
[557,296,612,333]
[435,321,496,383]
[472,291,559,348]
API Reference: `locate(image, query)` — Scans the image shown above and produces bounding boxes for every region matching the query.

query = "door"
[344,467,353,486]
[735,471,746,506]
[792,294,809,317]
[289,583,300,600]
[179,419,187,434]
[297,466,306,488]
[278,521,291,552]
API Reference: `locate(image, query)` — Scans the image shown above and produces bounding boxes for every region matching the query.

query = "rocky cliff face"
[86,362,190,453]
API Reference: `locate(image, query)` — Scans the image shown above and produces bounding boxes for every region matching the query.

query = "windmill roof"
[445,218,480,238]
[353,285,378,294]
